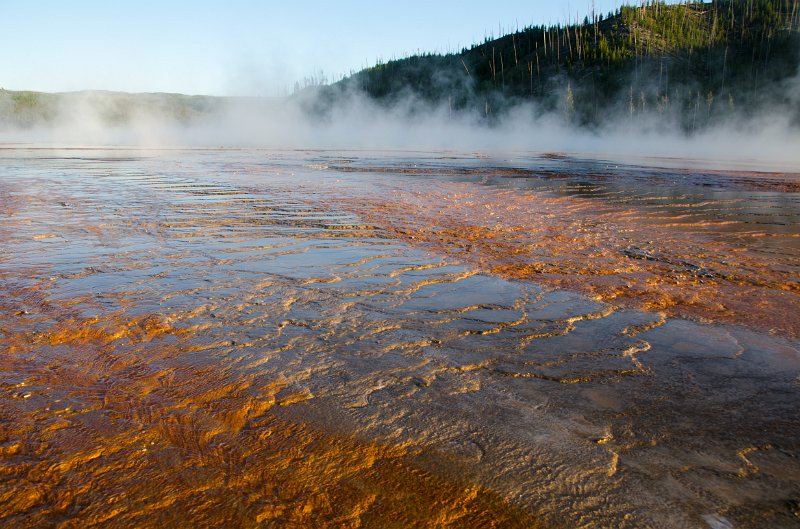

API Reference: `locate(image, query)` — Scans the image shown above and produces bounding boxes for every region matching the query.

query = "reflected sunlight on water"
[0,149,798,528]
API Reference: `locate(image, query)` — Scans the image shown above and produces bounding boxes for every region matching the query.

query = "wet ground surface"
[1,148,798,528]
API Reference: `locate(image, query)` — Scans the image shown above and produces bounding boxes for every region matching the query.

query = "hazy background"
[2,86,798,171]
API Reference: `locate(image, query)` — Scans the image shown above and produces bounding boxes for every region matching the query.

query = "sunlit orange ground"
[0,289,540,528]
[1,150,798,528]
[332,163,800,336]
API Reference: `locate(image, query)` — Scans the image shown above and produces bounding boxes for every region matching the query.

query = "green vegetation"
[328,0,800,130]
[0,89,223,129]
[0,90,59,127]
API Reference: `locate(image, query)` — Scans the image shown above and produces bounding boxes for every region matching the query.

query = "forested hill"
[2,1,798,135]
[320,0,800,130]
[0,90,226,129]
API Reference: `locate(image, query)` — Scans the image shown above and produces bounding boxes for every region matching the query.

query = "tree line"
[330,0,800,131]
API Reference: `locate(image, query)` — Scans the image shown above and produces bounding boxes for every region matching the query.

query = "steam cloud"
[1,77,799,171]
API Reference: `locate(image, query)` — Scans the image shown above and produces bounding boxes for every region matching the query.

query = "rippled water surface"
[1,148,798,528]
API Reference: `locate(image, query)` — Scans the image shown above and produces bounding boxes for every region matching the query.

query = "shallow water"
[0,148,798,528]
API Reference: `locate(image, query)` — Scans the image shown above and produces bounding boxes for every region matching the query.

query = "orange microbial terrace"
[0,149,798,528]
[333,161,800,336]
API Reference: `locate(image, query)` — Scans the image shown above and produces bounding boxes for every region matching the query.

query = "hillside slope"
[325,0,800,131]
[0,90,223,128]
[2,1,798,136]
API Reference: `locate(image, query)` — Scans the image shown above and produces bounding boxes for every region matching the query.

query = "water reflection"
[0,149,798,528]
[327,152,800,336]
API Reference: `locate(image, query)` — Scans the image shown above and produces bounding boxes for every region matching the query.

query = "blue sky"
[1,1,632,96]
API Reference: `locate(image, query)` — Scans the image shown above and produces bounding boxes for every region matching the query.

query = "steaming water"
[1,148,798,528]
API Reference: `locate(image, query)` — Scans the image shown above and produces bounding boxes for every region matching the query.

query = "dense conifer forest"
[323,0,800,130]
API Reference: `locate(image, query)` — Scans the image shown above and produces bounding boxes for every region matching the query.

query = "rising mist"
[1,84,798,170]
